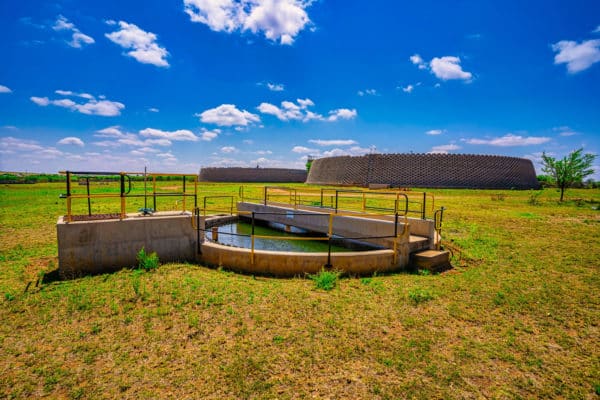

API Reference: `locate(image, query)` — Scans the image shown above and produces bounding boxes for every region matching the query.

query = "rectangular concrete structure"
[57,211,197,278]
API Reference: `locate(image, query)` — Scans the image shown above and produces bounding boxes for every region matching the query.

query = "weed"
[309,269,339,291]
[408,288,434,304]
[272,335,285,344]
[4,292,15,301]
[90,323,101,335]
[136,247,159,271]
[528,190,543,205]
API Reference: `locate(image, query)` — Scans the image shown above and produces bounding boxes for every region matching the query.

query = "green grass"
[0,182,599,398]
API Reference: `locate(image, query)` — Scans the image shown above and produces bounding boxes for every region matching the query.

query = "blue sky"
[1,1,599,178]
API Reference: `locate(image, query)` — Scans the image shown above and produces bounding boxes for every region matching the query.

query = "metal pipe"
[422,192,426,219]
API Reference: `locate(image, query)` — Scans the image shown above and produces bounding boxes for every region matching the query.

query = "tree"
[541,148,596,201]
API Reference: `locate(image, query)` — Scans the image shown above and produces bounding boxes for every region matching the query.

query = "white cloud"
[257,99,356,123]
[412,54,473,81]
[322,146,371,157]
[200,128,221,141]
[357,89,377,96]
[552,39,600,73]
[198,104,260,126]
[96,126,126,137]
[183,0,313,45]
[292,145,316,153]
[57,136,84,146]
[327,108,357,122]
[267,82,284,91]
[30,96,50,106]
[430,56,472,81]
[0,136,44,152]
[220,146,238,153]
[594,25,600,33]
[429,144,460,154]
[309,139,357,146]
[148,107,160,112]
[553,126,578,137]
[30,91,124,116]
[52,15,95,48]
[0,85,12,93]
[402,85,414,93]
[410,54,427,69]
[465,134,551,146]
[426,129,444,135]
[105,21,169,67]
[139,128,199,141]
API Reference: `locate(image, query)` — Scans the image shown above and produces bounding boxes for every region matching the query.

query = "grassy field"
[1,182,599,399]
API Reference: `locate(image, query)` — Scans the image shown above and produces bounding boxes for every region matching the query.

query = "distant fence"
[199,167,307,183]
[306,153,540,189]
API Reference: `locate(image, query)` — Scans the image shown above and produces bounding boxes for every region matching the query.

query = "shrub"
[309,269,339,291]
[136,247,159,271]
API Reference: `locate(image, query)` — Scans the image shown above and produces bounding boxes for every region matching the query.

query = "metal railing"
[59,170,197,222]
[196,209,410,267]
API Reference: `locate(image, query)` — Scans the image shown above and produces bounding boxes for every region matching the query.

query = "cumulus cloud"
[429,144,460,154]
[426,129,444,135]
[200,128,221,141]
[309,139,357,146]
[183,0,313,45]
[410,54,427,69]
[198,104,260,127]
[30,91,125,116]
[321,146,371,157]
[327,108,357,122]
[105,21,170,67]
[139,128,199,141]
[0,85,12,93]
[401,84,414,93]
[552,39,600,73]
[148,107,160,112]
[257,99,357,123]
[411,54,473,81]
[465,134,551,146]
[53,15,95,48]
[430,56,472,81]
[57,136,84,146]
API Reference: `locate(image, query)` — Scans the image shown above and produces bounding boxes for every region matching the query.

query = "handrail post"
[251,211,256,265]
[362,192,366,212]
[182,175,186,212]
[86,177,91,216]
[320,188,324,208]
[422,192,426,219]
[335,190,339,214]
[196,207,202,255]
[203,197,207,217]
[120,173,126,219]
[153,176,157,211]
[263,187,267,206]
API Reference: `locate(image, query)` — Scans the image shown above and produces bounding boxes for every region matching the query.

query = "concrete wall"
[199,167,307,183]
[200,241,397,277]
[57,212,197,278]
[306,153,540,189]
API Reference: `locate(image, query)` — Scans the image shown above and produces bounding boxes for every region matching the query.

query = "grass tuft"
[136,247,159,271]
[309,269,339,291]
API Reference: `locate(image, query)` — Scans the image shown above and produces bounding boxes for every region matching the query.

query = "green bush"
[136,247,159,271]
[309,269,339,291]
